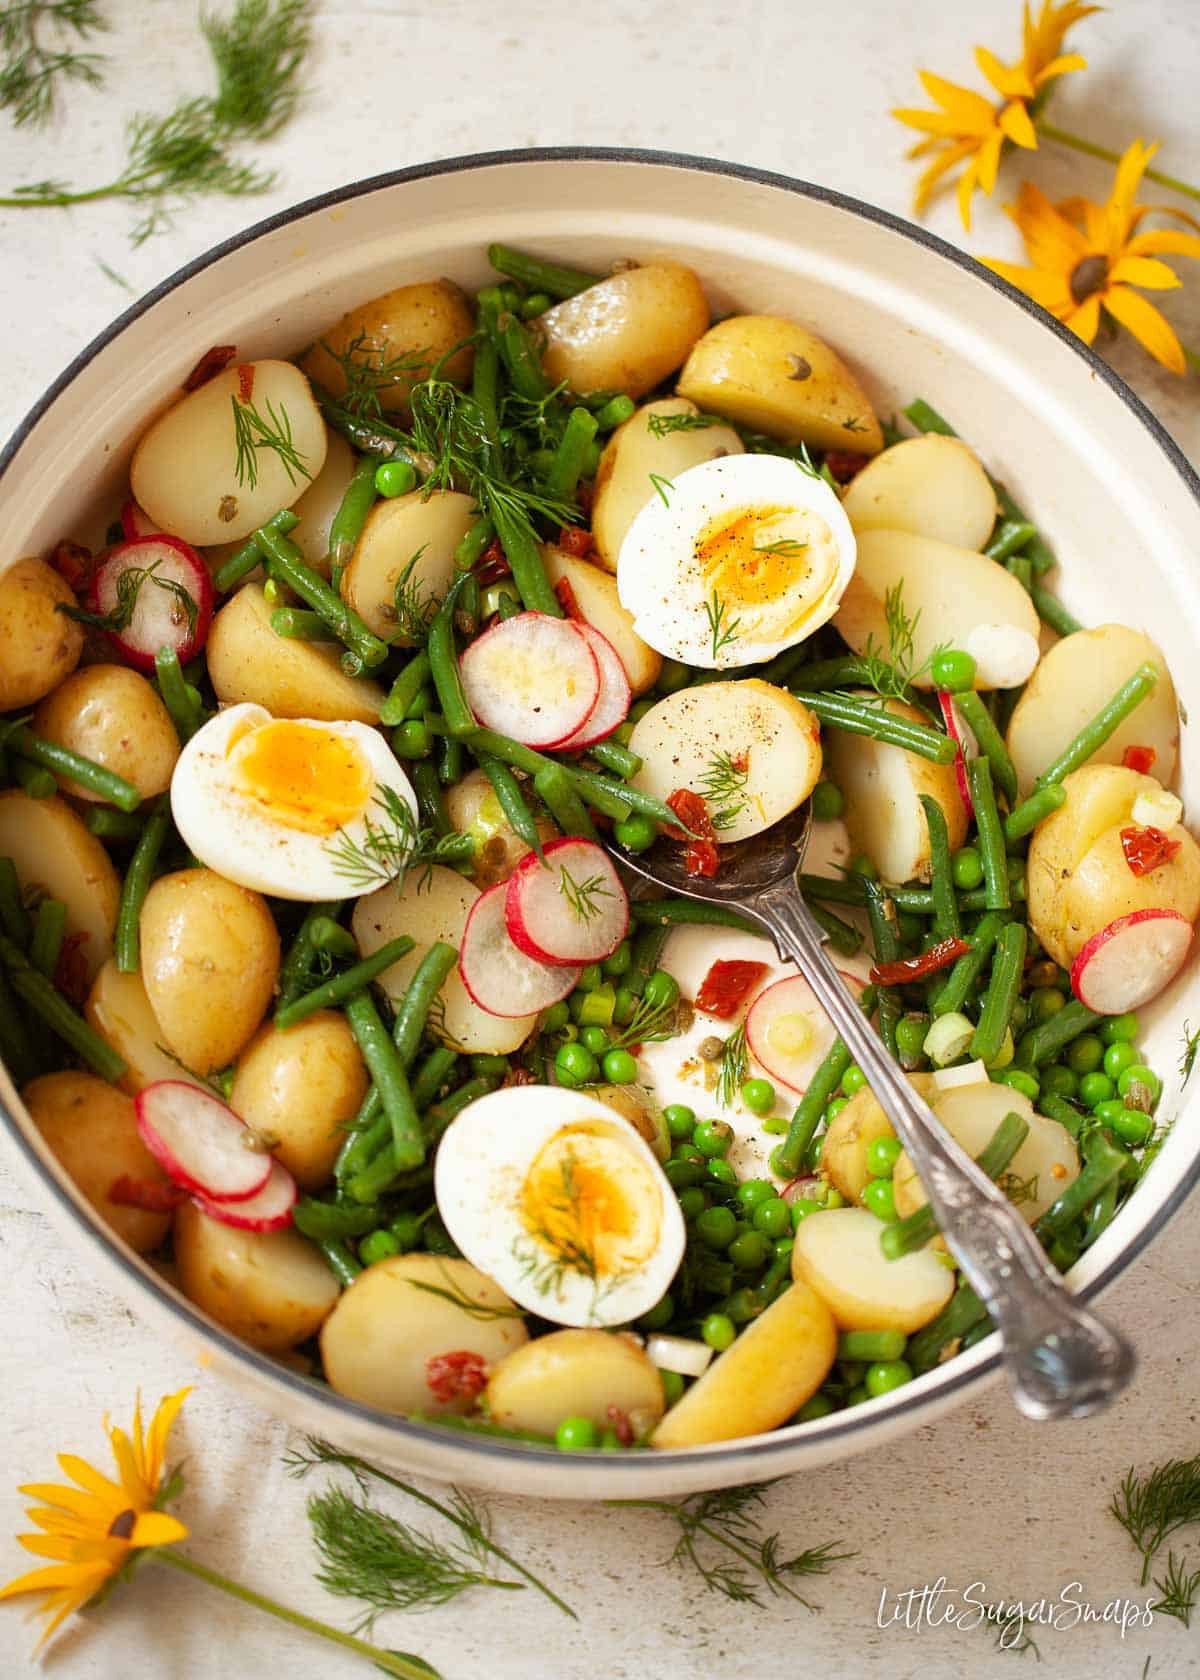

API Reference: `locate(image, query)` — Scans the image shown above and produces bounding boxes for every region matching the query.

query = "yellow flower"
[1,1388,190,1649]
[894,1,1098,229]
[982,140,1200,373]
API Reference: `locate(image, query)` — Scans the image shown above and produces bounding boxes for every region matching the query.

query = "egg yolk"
[228,720,372,836]
[696,503,838,632]
[520,1121,661,1280]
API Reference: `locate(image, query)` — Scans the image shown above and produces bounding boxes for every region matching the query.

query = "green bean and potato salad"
[0,243,1191,1450]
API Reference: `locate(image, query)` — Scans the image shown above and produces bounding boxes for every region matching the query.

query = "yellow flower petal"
[1009,180,1089,269]
[1108,255,1182,292]
[18,1482,115,1522]
[130,1510,189,1549]
[918,70,998,127]
[1032,50,1088,86]
[24,1508,105,1538]
[56,1455,127,1506]
[975,46,1034,100]
[979,258,1073,315]
[107,1426,152,1508]
[0,1560,110,1601]
[1103,284,1187,372]
[1107,139,1160,252]
[998,99,1038,150]
[893,107,993,140]
[957,158,980,231]
[1064,293,1101,342]
[912,138,978,213]
[144,1389,191,1493]
[1126,228,1200,259]
[976,132,1006,196]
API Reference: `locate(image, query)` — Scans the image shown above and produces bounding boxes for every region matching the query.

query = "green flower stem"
[1036,122,1200,205]
[152,1550,437,1678]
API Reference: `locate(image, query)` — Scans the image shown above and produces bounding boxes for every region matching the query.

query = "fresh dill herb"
[0,1,107,129]
[1180,1020,1200,1087]
[615,1482,855,1607]
[979,1604,1042,1658]
[648,472,674,507]
[322,329,431,422]
[202,0,310,140]
[1111,1454,1200,1583]
[389,548,438,642]
[703,589,742,661]
[1151,1551,1200,1626]
[646,411,718,438]
[61,556,198,639]
[996,1170,1040,1208]
[557,866,614,924]
[516,1149,599,1290]
[698,750,750,831]
[605,993,680,1054]
[715,1023,749,1107]
[841,415,868,434]
[857,581,944,701]
[406,1265,525,1322]
[753,537,808,556]
[94,255,133,292]
[324,785,468,892]
[231,392,312,491]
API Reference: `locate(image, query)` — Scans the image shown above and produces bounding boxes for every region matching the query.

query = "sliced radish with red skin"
[936,690,973,821]
[194,1158,297,1232]
[555,623,631,751]
[458,612,600,749]
[1070,909,1193,1014]
[505,837,629,965]
[135,1080,271,1201]
[121,499,162,540]
[746,970,865,1094]
[460,880,581,1016]
[87,536,213,673]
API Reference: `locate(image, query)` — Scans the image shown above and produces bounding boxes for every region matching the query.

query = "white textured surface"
[2,0,1200,1675]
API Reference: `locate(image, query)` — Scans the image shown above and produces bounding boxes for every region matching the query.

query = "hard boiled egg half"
[171,702,418,900]
[617,453,856,668]
[435,1085,685,1328]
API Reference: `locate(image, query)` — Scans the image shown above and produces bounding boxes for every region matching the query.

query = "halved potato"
[820,1073,935,1204]
[539,262,709,398]
[628,680,822,843]
[589,397,743,572]
[791,1206,954,1332]
[229,1011,369,1191]
[0,557,84,709]
[33,665,180,803]
[0,792,119,983]
[207,583,385,722]
[840,435,997,550]
[85,961,208,1095]
[342,489,477,641]
[1005,626,1179,796]
[1065,823,1200,965]
[486,1328,663,1436]
[300,279,475,416]
[176,1201,339,1352]
[443,768,556,889]
[677,315,883,455]
[825,694,967,883]
[540,545,662,692]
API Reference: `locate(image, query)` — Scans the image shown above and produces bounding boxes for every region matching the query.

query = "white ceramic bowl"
[3,149,1200,1499]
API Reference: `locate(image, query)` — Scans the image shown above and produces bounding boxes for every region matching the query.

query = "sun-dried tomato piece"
[45,539,96,594]
[425,1350,488,1404]
[822,450,869,483]
[1121,744,1157,775]
[108,1175,189,1213]
[557,525,592,557]
[870,937,970,987]
[183,345,237,391]
[666,789,720,878]
[695,959,769,1018]
[1120,825,1181,877]
[554,576,583,620]
[236,363,255,403]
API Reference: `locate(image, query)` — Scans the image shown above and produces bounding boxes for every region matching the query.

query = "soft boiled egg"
[434,1085,685,1328]
[616,453,856,668]
[171,702,418,900]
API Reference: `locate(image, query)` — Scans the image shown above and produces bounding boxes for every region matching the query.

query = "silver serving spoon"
[612,801,1136,1421]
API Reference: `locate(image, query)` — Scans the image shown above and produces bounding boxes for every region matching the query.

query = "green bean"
[486,243,599,300]
[316,1237,362,1288]
[154,646,204,743]
[560,769,634,823]
[798,872,868,909]
[293,1197,381,1242]
[626,922,670,999]
[0,933,125,1080]
[969,757,1009,911]
[0,970,38,1084]
[487,496,560,617]
[380,649,432,728]
[882,1111,1030,1260]
[808,900,864,958]
[411,759,451,836]
[454,514,495,573]
[985,519,1037,563]
[1004,783,1065,843]
[115,795,171,973]
[931,910,1007,1019]
[274,935,415,1030]
[420,1072,501,1141]
[970,921,1026,1064]
[777,1039,853,1179]
[328,451,382,579]
[212,509,298,593]
[437,732,465,787]
[333,1085,390,1191]
[588,738,642,779]
[276,902,341,1009]
[1083,1177,1121,1247]
[1035,1131,1129,1242]
[307,916,357,960]
[907,1281,988,1372]
[1005,552,1034,595]
[270,607,329,640]
[994,483,1055,575]
[8,726,140,813]
[919,794,961,941]
[392,942,458,1068]
[1036,663,1159,789]
[792,691,957,764]
[863,881,901,1057]
[534,764,599,841]
[902,398,956,436]
[1015,999,1103,1068]
[256,522,389,669]
[83,806,144,842]
[955,692,1018,805]
[496,312,551,402]
[629,899,761,935]
[345,990,424,1171]
[472,336,501,455]
[592,394,636,432]
[782,655,907,693]
[1031,585,1082,639]
[1040,1092,1086,1139]
[29,898,66,979]
[0,858,31,947]
[565,767,682,829]
[838,1329,908,1362]
[348,1072,499,1202]
[410,1044,460,1111]
[545,407,598,503]
[13,759,56,798]
[427,575,477,737]
[478,755,543,857]
[464,726,553,779]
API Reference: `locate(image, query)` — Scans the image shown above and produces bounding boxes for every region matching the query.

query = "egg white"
[170,702,418,901]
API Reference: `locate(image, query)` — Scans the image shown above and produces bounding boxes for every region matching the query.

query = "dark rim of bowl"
[3,146,1199,1474]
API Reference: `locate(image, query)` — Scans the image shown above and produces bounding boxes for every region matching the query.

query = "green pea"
[1092,1098,1128,1125]
[1029,986,1066,1024]
[642,970,680,1011]
[866,1136,903,1179]
[601,1048,639,1084]
[1040,1064,1078,1100]
[541,1001,570,1033]
[555,1416,597,1452]
[752,1196,791,1238]
[1117,1064,1161,1107]
[664,1103,697,1140]
[1067,1034,1105,1075]
[359,1228,400,1265]
[791,1197,817,1228]
[736,1178,775,1212]
[575,964,604,993]
[729,1230,770,1271]
[1109,1107,1154,1146]
[696,1205,738,1249]
[614,813,656,852]
[391,719,431,759]
[862,1178,897,1222]
[603,941,633,977]
[519,291,552,318]
[707,1157,738,1187]
[637,1293,674,1331]
[671,1142,705,1165]
[656,659,690,694]
[894,1017,928,1063]
[845,1383,871,1407]
[423,1217,458,1257]
[951,847,984,891]
[375,460,417,498]
[792,1393,836,1422]
[810,781,844,822]
[736,1076,773,1117]
[1078,1071,1115,1108]
[660,1370,686,1406]
[677,1187,708,1220]
[664,1158,705,1190]
[580,1025,610,1054]
[1099,1012,1140,1044]
[701,1312,736,1351]
[840,1064,867,1098]
[693,1118,734,1158]
[995,1068,1040,1102]
[865,1359,914,1397]
[724,1287,764,1325]
[824,1187,846,1209]
[768,1143,793,1179]
[930,648,977,692]
[555,1040,598,1083]
[612,986,639,1025]
[1102,1040,1138,1078]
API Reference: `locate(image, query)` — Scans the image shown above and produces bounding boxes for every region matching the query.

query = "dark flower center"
[1069,254,1109,305]
[107,1508,136,1540]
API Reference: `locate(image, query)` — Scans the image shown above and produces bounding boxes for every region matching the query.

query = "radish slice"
[555,623,631,750]
[136,1080,271,1201]
[505,837,629,965]
[746,971,865,1093]
[194,1159,297,1231]
[459,612,600,748]
[459,881,581,1016]
[87,536,214,673]
[1070,909,1193,1014]
[935,690,973,821]
[121,499,162,540]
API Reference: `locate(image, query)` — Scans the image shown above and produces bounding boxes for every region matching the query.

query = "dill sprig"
[1111,1454,1200,1583]
[232,393,312,490]
[322,329,431,422]
[857,582,944,702]
[753,537,808,556]
[616,1482,855,1607]
[390,548,438,642]
[715,1022,748,1107]
[515,1150,604,1301]
[647,472,674,507]
[0,0,107,129]
[703,589,742,662]
[323,785,469,892]
[202,0,310,139]
[557,865,614,924]
[1151,1551,1200,1626]
[996,1170,1040,1208]
[61,556,198,639]
[1179,1020,1200,1088]
[605,993,680,1054]
[405,1262,524,1322]
[698,750,750,832]
[646,411,717,438]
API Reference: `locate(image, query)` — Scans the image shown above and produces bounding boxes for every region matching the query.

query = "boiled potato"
[0,793,119,983]
[840,435,997,549]
[300,279,475,417]
[33,665,179,802]
[821,1073,935,1204]
[589,397,743,572]
[0,557,83,708]
[175,1200,339,1352]
[131,360,327,545]
[629,680,822,844]
[540,545,662,693]
[791,1206,955,1331]
[86,961,208,1095]
[24,1071,172,1254]
[207,583,385,722]
[342,489,477,641]
[1006,626,1179,796]
[229,1011,368,1191]
[352,865,537,1054]
[289,430,356,574]
[677,315,883,455]
[588,1084,669,1161]
[1064,823,1200,966]
[826,694,967,883]
[443,768,555,889]
[322,1254,527,1415]
[486,1328,663,1437]
[140,869,280,1072]
[539,263,709,398]
[834,529,1040,689]
[651,1281,836,1447]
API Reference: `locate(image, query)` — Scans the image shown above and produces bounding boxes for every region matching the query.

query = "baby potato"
[229,1011,368,1191]
[835,529,1041,690]
[443,768,555,888]
[588,1084,670,1161]
[791,1206,954,1332]
[539,546,662,693]
[589,397,743,572]
[207,583,384,723]
[840,435,997,550]
[826,694,967,883]
[1005,626,1179,796]
[486,1327,663,1437]
[24,1071,172,1254]
[629,680,822,844]
[821,1073,935,1204]
[0,557,84,709]
[652,1281,836,1447]
[131,360,327,545]
[301,279,475,417]
[342,489,477,641]
[33,665,179,803]
[86,960,208,1095]
[175,1200,339,1352]
[289,430,357,575]
[140,868,280,1072]
[322,1254,527,1415]
[540,262,709,398]
[1064,823,1200,966]
[677,315,883,455]
[0,792,119,983]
